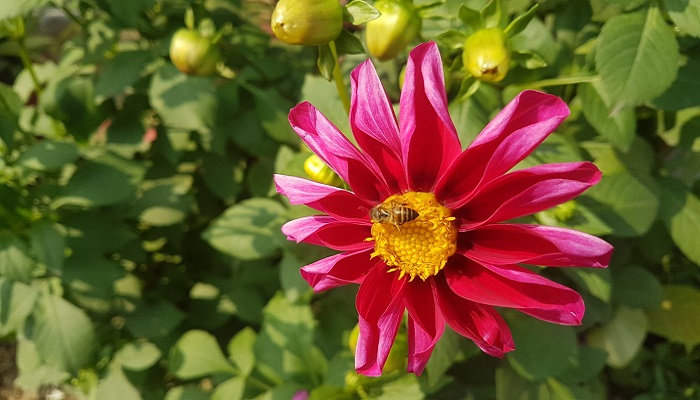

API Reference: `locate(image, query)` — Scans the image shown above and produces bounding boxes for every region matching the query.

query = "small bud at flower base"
[271,0,343,46]
[366,0,421,61]
[304,154,343,187]
[169,28,221,76]
[462,28,511,82]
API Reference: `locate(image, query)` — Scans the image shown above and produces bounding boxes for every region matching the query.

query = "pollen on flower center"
[369,192,458,281]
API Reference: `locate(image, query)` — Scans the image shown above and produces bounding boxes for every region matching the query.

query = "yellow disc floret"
[370,192,458,281]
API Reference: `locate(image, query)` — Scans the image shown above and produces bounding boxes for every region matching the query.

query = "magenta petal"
[400,42,461,192]
[274,174,373,222]
[355,266,407,376]
[462,223,613,268]
[405,280,444,375]
[300,249,376,292]
[445,259,585,325]
[435,273,515,357]
[281,216,372,251]
[350,59,407,192]
[458,162,601,227]
[289,102,389,203]
[436,90,570,208]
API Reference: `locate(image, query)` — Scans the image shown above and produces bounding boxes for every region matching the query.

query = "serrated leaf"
[96,365,143,400]
[579,81,636,151]
[0,279,39,336]
[577,172,659,237]
[343,0,380,25]
[657,177,700,266]
[169,330,237,379]
[663,0,700,37]
[211,377,245,400]
[228,327,257,376]
[17,140,79,171]
[595,7,679,110]
[202,198,285,261]
[507,313,578,381]
[115,341,162,371]
[647,284,700,349]
[587,306,647,368]
[0,233,35,282]
[32,293,96,371]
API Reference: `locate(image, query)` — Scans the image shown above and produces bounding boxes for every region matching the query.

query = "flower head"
[275,42,613,376]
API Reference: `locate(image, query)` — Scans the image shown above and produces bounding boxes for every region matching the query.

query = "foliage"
[0,0,699,399]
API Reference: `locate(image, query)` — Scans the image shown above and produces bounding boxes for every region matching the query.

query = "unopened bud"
[304,154,343,187]
[271,0,343,46]
[366,0,421,61]
[462,28,511,82]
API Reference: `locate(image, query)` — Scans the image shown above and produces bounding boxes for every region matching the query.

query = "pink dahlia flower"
[274,42,613,376]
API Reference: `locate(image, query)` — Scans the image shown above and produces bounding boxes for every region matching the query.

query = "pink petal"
[350,59,407,192]
[435,273,515,357]
[405,279,445,375]
[461,223,613,268]
[300,248,377,292]
[400,42,462,192]
[274,174,373,222]
[445,258,585,325]
[355,265,407,376]
[289,102,390,203]
[457,162,601,227]
[281,216,372,251]
[436,90,570,208]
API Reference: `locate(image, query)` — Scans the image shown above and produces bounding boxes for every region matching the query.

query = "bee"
[370,202,419,231]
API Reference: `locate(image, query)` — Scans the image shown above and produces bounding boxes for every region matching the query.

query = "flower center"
[369,192,458,281]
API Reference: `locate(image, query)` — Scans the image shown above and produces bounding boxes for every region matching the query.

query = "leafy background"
[1,0,699,399]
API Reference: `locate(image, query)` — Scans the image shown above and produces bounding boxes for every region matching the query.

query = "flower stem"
[329,41,350,115]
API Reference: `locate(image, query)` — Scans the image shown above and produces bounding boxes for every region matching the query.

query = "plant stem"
[329,41,350,115]
[17,38,43,99]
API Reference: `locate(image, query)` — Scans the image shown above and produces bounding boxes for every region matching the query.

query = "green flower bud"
[271,0,343,46]
[348,323,406,374]
[462,28,511,83]
[366,0,421,61]
[304,154,343,187]
[169,28,221,76]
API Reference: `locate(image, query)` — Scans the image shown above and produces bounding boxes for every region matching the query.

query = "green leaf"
[653,54,700,111]
[17,140,79,171]
[317,44,335,82]
[663,0,700,37]
[587,306,647,368]
[0,82,22,149]
[115,340,163,371]
[509,18,560,67]
[15,338,71,389]
[0,0,51,19]
[95,50,153,100]
[506,313,578,381]
[0,278,39,336]
[657,177,700,266]
[425,328,465,387]
[211,377,245,400]
[458,4,482,32]
[611,265,663,309]
[333,29,365,55]
[149,64,218,132]
[133,182,192,227]
[565,268,611,303]
[595,7,680,110]
[647,284,700,349]
[579,81,636,151]
[54,161,136,208]
[481,0,505,29]
[202,198,285,261]
[164,386,211,400]
[126,301,185,338]
[32,292,96,371]
[504,3,539,36]
[227,327,257,376]
[0,233,35,282]
[300,74,351,138]
[244,85,297,145]
[344,0,380,25]
[95,365,143,400]
[555,346,608,384]
[169,330,237,379]
[29,220,65,273]
[577,172,659,237]
[374,374,423,399]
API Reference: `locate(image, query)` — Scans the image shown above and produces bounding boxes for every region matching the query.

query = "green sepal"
[457,76,480,101]
[343,0,380,25]
[481,0,505,29]
[334,29,365,55]
[317,44,335,81]
[511,50,547,69]
[504,3,539,37]
[458,4,482,33]
[435,29,467,50]
[415,0,446,17]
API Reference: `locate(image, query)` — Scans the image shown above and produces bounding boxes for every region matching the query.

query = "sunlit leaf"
[663,0,700,37]
[95,365,143,400]
[587,306,647,368]
[0,278,39,336]
[595,6,679,110]
[169,329,237,379]
[647,285,700,349]
[0,233,35,282]
[115,340,162,371]
[657,177,700,266]
[579,81,636,152]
